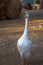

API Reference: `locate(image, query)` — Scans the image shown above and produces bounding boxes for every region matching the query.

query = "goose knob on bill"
[17,12,34,65]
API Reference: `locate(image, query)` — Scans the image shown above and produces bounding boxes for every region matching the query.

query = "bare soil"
[0,19,43,65]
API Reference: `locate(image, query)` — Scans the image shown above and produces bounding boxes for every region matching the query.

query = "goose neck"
[23,18,29,37]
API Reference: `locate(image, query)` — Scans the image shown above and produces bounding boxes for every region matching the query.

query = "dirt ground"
[0,19,43,65]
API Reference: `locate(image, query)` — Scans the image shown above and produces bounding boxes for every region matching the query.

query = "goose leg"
[26,60,30,65]
[22,59,30,65]
[22,59,26,65]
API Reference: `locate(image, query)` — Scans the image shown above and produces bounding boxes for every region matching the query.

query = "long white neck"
[23,18,29,37]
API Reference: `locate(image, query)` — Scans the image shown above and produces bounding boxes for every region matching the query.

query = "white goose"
[17,12,33,65]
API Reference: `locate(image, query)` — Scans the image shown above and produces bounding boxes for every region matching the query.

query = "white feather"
[17,12,33,59]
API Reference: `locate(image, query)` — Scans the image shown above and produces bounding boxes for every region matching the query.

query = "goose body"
[17,12,33,65]
[17,34,33,59]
